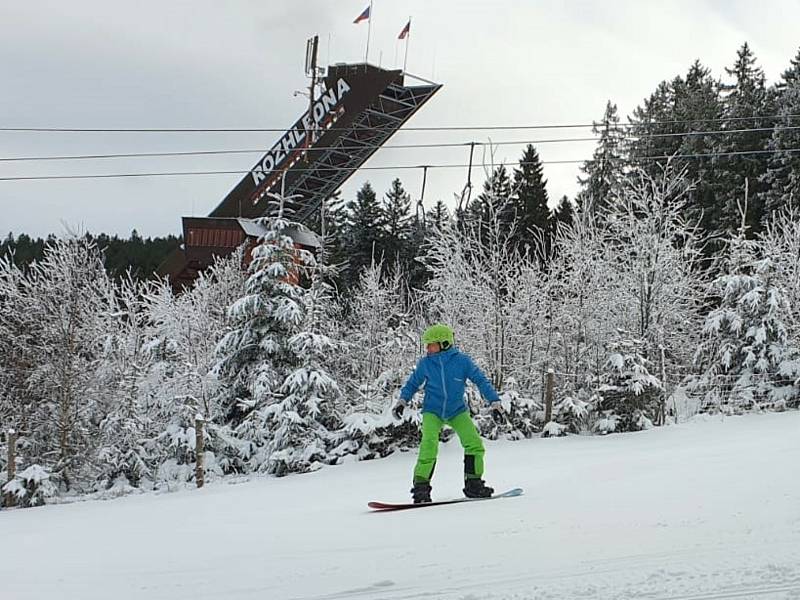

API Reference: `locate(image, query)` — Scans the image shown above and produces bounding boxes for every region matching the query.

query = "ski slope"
[2,412,800,600]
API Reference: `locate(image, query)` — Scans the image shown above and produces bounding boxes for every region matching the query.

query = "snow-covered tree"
[694,249,800,412]
[0,254,40,446]
[593,337,663,432]
[265,249,344,476]
[143,249,247,483]
[341,260,417,410]
[214,197,340,475]
[19,237,114,489]
[95,275,155,488]
[604,163,707,371]
[544,207,619,383]
[336,259,421,459]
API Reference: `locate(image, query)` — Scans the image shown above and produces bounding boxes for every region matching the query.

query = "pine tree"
[214,198,339,474]
[694,245,800,412]
[714,43,770,235]
[762,47,800,219]
[578,101,626,219]
[466,165,514,245]
[673,61,724,244]
[551,195,574,240]
[267,251,343,476]
[627,81,677,170]
[343,182,385,289]
[381,178,412,262]
[511,145,550,258]
[214,200,308,468]
[594,338,663,433]
[429,200,450,231]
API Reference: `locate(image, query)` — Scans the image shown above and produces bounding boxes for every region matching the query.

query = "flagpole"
[402,16,411,73]
[365,0,373,63]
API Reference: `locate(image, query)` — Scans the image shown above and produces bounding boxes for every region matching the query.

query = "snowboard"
[368,487,523,512]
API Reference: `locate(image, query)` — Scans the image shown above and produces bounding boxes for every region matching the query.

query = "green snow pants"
[413,411,485,483]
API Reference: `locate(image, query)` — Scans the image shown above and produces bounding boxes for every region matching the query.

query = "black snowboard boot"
[463,478,494,499]
[410,481,432,504]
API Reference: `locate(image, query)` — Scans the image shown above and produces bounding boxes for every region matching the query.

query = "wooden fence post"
[544,369,555,423]
[5,429,16,507]
[659,346,668,426]
[195,415,205,489]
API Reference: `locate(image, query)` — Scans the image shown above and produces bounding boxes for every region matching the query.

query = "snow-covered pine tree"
[266,236,343,476]
[594,337,663,433]
[214,197,339,475]
[672,61,724,243]
[694,234,800,412]
[550,195,574,244]
[429,200,450,231]
[758,209,800,346]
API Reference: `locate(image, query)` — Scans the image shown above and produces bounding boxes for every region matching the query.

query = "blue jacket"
[399,347,500,420]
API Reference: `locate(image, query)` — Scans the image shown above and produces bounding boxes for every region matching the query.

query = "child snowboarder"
[393,323,503,503]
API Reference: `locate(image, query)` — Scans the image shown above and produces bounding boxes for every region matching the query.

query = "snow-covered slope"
[2,412,799,600]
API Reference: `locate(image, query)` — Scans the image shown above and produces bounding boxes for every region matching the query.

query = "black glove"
[392,401,406,420]
[490,402,505,423]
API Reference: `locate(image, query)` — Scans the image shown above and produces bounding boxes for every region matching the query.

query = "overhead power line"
[2,147,799,182]
[2,126,799,164]
[0,113,798,134]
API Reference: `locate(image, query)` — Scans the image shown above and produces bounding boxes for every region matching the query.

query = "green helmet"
[422,323,455,349]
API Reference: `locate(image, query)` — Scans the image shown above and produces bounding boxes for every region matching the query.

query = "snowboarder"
[393,323,503,503]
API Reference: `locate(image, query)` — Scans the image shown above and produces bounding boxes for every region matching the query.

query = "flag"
[353,5,370,24]
[398,20,411,40]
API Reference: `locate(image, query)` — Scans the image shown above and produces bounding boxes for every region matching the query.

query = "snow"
[2,412,800,600]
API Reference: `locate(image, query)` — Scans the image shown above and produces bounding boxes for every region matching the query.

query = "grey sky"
[1,0,799,238]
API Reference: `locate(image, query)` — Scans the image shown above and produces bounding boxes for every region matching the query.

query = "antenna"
[304,35,320,163]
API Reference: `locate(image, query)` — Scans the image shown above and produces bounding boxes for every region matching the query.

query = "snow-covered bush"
[593,338,663,432]
[474,388,542,440]
[2,464,57,507]
[552,389,596,434]
[340,405,421,460]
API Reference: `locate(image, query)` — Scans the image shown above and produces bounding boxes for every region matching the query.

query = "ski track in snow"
[1,411,799,600]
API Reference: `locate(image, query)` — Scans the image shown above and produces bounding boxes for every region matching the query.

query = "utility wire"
[2,126,799,163]
[2,147,799,182]
[1,113,798,134]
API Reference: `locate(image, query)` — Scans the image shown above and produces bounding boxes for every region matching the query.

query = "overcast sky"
[2,0,800,238]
